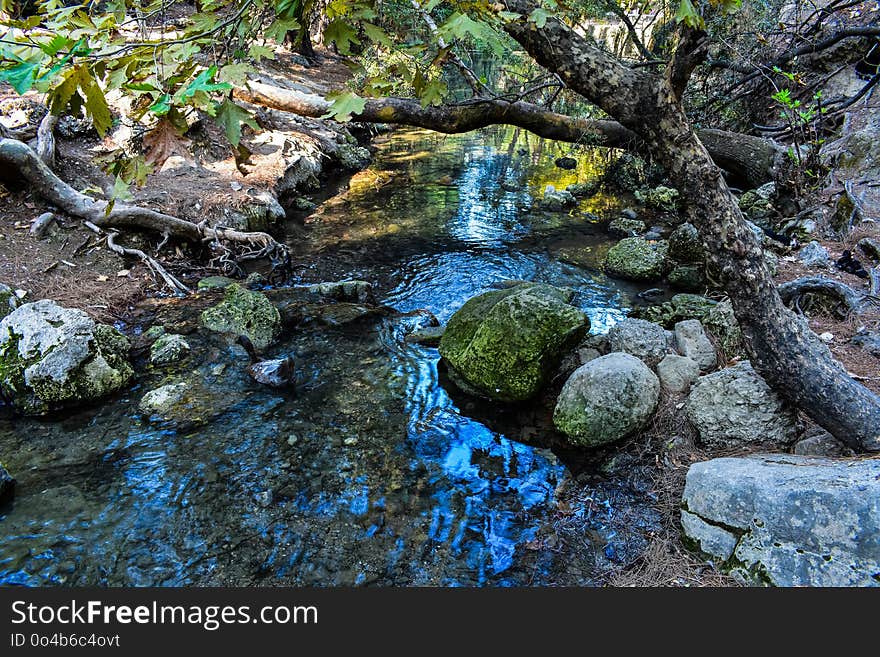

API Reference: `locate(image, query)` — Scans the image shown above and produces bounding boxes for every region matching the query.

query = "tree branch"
[236,79,778,186]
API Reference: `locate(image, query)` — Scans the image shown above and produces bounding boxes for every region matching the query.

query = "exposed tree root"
[36,114,58,168]
[0,138,290,280]
[778,276,877,316]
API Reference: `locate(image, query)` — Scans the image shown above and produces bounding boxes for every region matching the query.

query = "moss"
[438,283,588,401]
[668,265,705,291]
[634,185,679,211]
[604,237,669,282]
[201,283,281,351]
[631,294,717,328]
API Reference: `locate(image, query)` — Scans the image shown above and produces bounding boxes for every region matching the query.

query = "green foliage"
[323,90,367,121]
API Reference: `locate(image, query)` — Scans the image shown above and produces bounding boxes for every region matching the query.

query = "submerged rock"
[201,284,281,351]
[247,357,295,388]
[540,185,576,211]
[555,156,577,170]
[686,361,799,448]
[682,454,880,586]
[150,333,190,366]
[606,318,670,367]
[604,237,669,282]
[553,352,659,448]
[138,375,244,427]
[439,283,588,401]
[308,280,374,304]
[405,325,445,347]
[0,463,14,505]
[0,300,133,415]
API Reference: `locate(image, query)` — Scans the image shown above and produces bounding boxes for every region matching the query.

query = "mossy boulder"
[201,284,281,351]
[635,185,679,211]
[604,237,669,282]
[703,300,744,360]
[150,333,191,366]
[738,182,776,226]
[0,300,133,415]
[607,216,646,238]
[439,283,589,401]
[632,294,717,328]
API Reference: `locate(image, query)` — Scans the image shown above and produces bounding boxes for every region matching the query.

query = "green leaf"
[324,19,360,55]
[322,90,366,122]
[362,22,393,49]
[675,0,705,29]
[0,61,40,94]
[248,44,276,61]
[529,8,552,28]
[176,66,231,104]
[265,17,301,43]
[215,99,259,147]
[38,34,72,56]
[81,73,113,136]
[218,63,255,86]
[47,65,86,115]
[149,94,172,116]
[110,176,133,203]
[418,78,446,107]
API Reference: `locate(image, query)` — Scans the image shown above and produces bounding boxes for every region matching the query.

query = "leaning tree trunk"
[503,3,880,451]
[651,105,880,451]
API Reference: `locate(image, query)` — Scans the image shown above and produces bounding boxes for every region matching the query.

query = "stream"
[0,126,664,586]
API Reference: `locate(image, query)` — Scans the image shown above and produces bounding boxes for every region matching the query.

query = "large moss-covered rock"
[201,284,281,351]
[0,300,133,414]
[702,299,744,360]
[439,283,588,401]
[553,352,660,448]
[604,237,669,282]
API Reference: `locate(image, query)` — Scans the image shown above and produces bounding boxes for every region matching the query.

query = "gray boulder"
[606,318,670,367]
[682,454,880,586]
[553,352,660,448]
[656,354,700,394]
[798,241,831,268]
[792,429,852,457]
[851,330,880,358]
[673,319,717,371]
[439,283,588,401]
[150,333,190,366]
[702,299,743,360]
[686,361,799,448]
[0,300,133,415]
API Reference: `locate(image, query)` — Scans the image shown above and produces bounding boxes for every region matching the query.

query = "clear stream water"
[0,127,662,586]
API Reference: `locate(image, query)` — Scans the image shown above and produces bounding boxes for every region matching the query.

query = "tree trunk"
[501,3,880,450]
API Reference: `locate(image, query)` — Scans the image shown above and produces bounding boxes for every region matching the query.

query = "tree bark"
[237,79,779,187]
[502,4,880,451]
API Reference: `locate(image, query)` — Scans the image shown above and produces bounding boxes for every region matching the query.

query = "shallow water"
[0,127,661,586]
